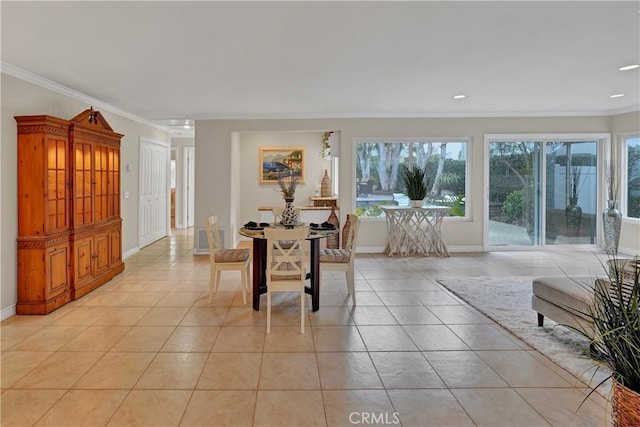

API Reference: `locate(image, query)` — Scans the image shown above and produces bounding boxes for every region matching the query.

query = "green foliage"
[629,194,640,218]
[434,172,461,190]
[400,165,429,200]
[450,195,466,217]
[441,160,466,194]
[501,189,524,224]
[570,258,640,396]
[355,205,384,218]
[488,145,533,203]
[489,175,523,204]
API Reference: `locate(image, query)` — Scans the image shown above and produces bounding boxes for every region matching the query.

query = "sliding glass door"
[487,136,601,247]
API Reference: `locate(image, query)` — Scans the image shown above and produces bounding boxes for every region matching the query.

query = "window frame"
[352,137,472,221]
[483,133,610,249]
[620,132,640,222]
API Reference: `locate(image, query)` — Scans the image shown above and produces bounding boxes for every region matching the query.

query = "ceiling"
[2,1,639,137]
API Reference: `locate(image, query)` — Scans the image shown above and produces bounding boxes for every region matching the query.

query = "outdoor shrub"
[450,195,466,217]
[501,189,524,224]
[629,195,640,218]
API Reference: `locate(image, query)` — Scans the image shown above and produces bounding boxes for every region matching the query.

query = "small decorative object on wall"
[603,160,622,255]
[259,147,304,183]
[321,131,333,158]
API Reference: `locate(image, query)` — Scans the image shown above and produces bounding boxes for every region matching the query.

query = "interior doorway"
[170,148,177,229]
[139,137,170,247]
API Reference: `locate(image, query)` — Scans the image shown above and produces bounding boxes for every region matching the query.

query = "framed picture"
[259,147,305,183]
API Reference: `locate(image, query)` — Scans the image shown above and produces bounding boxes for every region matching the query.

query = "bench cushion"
[532,276,594,316]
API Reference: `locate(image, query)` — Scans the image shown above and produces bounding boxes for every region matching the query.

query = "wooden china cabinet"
[15,108,124,314]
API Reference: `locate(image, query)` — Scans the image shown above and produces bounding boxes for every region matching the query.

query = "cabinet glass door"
[94,145,108,221]
[107,147,120,217]
[47,138,68,232]
[75,143,93,226]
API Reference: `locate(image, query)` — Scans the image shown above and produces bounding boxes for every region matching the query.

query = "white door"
[185,147,195,228]
[139,138,169,247]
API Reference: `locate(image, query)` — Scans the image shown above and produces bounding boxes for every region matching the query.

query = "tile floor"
[1,228,613,426]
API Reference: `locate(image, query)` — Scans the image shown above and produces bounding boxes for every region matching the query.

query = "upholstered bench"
[531,276,596,333]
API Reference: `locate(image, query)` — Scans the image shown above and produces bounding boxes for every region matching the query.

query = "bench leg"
[537,313,544,327]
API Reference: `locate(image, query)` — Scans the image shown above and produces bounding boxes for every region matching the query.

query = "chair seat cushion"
[320,248,350,263]
[269,261,304,280]
[214,248,249,263]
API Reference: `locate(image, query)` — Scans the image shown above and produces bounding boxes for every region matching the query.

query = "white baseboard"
[122,247,140,260]
[356,245,484,254]
[448,245,484,253]
[1,304,16,321]
[356,246,386,253]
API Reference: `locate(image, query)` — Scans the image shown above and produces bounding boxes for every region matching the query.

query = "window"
[485,134,609,248]
[354,139,468,218]
[623,135,640,219]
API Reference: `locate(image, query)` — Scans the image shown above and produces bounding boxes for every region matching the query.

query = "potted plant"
[400,165,429,208]
[571,256,640,426]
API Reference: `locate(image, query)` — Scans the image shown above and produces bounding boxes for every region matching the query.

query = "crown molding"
[192,109,637,121]
[1,61,171,133]
[606,105,640,116]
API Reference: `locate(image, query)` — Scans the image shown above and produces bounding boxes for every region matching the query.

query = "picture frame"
[259,147,305,183]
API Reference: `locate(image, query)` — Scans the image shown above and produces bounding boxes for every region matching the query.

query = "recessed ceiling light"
[619,64,639,71]
[453,94,466,99]
[610,93,625,98]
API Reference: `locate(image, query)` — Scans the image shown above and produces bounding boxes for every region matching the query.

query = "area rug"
[436,276,611,396]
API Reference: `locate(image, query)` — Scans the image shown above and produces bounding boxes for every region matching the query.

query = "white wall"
[1,73,171,314]
[194,115,640,254]
[237,131,332,228]
[170,137,195,229]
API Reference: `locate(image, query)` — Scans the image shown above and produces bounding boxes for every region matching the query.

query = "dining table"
[239,223,338,312]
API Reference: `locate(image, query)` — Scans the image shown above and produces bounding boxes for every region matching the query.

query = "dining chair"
[319,214,360,306]
[205,215,251,304]
[264,226,309,333]
[271,206,304,252]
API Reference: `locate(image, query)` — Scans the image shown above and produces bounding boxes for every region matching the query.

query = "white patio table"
[381,206,451,257]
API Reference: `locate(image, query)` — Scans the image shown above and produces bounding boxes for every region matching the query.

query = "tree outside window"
[355,140,467,218]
